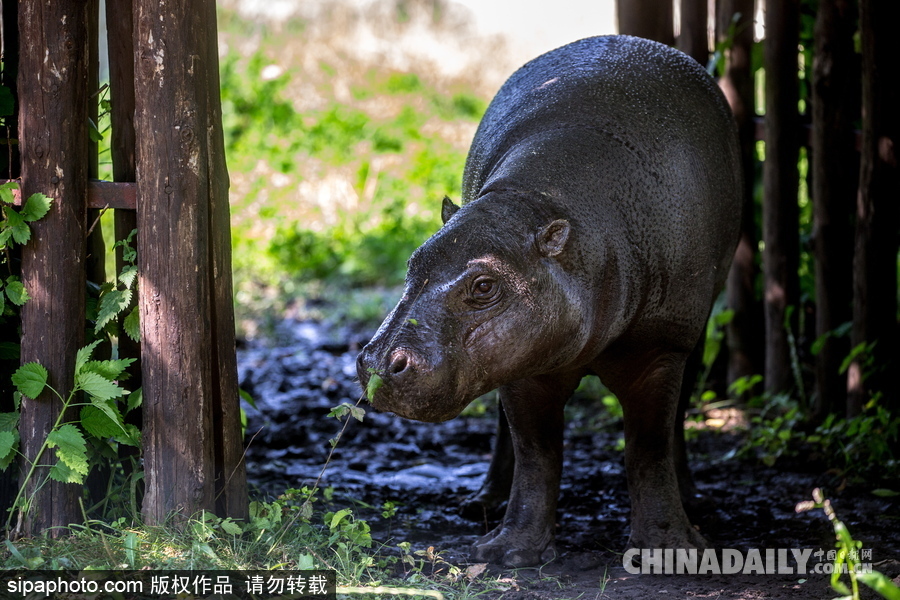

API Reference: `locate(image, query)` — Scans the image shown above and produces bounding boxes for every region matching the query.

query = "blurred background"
[212,0,619,335]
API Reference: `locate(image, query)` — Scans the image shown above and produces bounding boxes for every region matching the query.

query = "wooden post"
[762,0,800,396]
[719,0,763,392]
[17,0,90,535]
[200,0,249,519]
[811,0,858,420]
[678,0,709,65]
[617,0,675,46]
[134,0,247,523]
[849,0,900,415]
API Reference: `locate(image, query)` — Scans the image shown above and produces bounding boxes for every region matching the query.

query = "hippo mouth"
[367,377,473,424]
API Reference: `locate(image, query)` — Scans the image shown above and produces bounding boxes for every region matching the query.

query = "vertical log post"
[17,0,90,535]
[201,0,249,518]
[719,0,763,391]
[617,0,675,46]
[849,0,900,415]
[811,0,858,420]
[134,0,247,523]
[762,0,801,396]
[678,0,709,65]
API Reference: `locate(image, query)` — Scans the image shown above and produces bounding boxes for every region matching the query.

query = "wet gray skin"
[357,34,741,568]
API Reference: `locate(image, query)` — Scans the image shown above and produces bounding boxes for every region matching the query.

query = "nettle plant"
[0,182,143,529]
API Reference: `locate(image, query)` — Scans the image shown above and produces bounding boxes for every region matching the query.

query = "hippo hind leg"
[460,404,513,521]
[674,333,714,516]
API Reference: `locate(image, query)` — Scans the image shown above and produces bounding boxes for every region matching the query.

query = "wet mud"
[238,319,900,599]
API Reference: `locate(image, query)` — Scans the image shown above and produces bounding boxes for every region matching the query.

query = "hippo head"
[356,191,592,423]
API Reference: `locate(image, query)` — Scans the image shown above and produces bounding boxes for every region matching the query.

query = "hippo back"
[460,35,741,340]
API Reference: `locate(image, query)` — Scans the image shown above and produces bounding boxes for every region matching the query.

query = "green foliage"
[222,49,472,300]
[738,386,900,483]
[807,403,899,482]
[3,341,141,532]
[95,229,140,341]
[797,489,900,600]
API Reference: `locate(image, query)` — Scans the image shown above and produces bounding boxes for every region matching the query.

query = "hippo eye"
[470,275,500,304]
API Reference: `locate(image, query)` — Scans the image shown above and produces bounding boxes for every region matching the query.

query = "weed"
[796,488,900,600]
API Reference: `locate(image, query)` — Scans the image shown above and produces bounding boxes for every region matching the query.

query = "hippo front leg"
[460,404,513,521]
[470,373,581,568]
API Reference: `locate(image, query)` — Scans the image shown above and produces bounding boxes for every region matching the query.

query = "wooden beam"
[4,179,136,209]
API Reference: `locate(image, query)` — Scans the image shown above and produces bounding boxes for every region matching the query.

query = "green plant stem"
[7,385,77,536]
[266,395,365,555]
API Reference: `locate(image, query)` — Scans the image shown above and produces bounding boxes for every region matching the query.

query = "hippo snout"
[356,342,470,423]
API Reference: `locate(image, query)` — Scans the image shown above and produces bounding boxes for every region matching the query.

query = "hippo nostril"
[388,351,410,375]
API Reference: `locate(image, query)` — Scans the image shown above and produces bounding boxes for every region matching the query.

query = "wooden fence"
[618,0,899,419]
[3,0,247,535]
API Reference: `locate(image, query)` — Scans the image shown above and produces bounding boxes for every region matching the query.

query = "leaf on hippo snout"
[407,318,418,326]
[365,368,383,402]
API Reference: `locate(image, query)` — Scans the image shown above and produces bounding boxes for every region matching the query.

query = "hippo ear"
[537,219,570,257]
[441,196,461,224]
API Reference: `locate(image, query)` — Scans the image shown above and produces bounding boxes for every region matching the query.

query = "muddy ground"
[238,318,900,599]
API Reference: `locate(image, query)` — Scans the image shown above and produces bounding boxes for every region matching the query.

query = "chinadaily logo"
[622,548,875,575]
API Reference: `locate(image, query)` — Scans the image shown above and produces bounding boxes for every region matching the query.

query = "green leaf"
[20,193,52,222]
[0,412,19,432]
[126,388,142,413]
[0,182,16,204]
[75,340,102,374]
[0,430,18,470]
[327,404,349,419]
[349,404,366,422]
[83,358,135,381]
[113,423,141,447]
[76,371,127,401]
[857,571,900,600]
[80,404,124,439]
[90,396,126,431]
[0,285,5,315]
[118,265,138,289]
[4,209,31,246]
[365,370,383,402]
[48,459,82,484]
[95,288,132,333]
[407,318,418,326]
[4,278,29,306]
[329,508,352,530]
[0,430,18,466]
[88,118,104,142]
[46,424,88,482]
[219,519,243,536]
[871,488,900,498]
[123,305,141,342]
[239,388,256,409]
[11,362,48,399]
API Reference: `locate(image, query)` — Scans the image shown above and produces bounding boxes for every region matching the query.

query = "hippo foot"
[459,489,507,522]
[627,519,708,551]
[470,527,557,568]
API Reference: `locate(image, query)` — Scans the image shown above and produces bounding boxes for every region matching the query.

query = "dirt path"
[238,319,900,599]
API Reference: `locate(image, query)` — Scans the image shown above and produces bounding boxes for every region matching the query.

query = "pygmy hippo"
[357,35,741,567]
